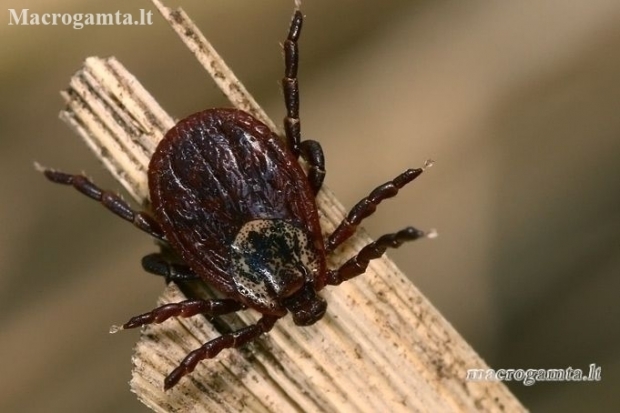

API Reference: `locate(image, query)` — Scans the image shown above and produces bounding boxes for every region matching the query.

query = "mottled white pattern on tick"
[230,219,319,313]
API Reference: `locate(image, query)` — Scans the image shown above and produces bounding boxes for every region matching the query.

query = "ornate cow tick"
[39,7,434,390]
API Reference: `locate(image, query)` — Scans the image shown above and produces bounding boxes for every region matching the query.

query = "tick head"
[282,283,327,326]
[230,219,323,317]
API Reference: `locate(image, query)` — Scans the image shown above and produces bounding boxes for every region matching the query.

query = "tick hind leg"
[142,252,201,283]
[282,10,326,194]
[326,227,434,286]
[37,164,165,241]
[300,139,325,194]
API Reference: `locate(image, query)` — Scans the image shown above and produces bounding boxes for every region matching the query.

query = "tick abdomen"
[148,108,324,296]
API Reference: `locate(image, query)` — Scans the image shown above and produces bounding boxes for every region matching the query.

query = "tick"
[39,7,434,390]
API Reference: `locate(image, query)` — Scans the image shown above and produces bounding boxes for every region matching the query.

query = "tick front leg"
[37,164,165,241]
[325,161,433,253]
[326,227,434,286]
[142,253,200,283]
[110,298,246,332]
[164,315,280,390]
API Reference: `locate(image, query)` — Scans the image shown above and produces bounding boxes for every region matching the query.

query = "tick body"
[150,108,328,323]
[40,8,433,390]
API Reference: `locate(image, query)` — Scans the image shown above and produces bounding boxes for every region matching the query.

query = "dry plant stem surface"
[57,0,526,412]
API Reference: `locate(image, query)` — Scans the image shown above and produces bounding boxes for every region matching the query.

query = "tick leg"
[142,253,200,283]
[282,10,327,193]
[282,9,303,156]
[300,139,325,194]
[326,227,432,286]
[111,298,246,331]
[37,165,165,241]
[164,315,280,390]
[325,163,431,253]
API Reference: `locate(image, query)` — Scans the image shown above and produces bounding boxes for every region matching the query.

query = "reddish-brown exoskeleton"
[39,8,434,390]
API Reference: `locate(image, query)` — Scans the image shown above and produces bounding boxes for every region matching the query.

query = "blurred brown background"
[2,0,619,412]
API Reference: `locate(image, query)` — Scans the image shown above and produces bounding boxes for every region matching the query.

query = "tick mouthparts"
[109,324,124,334]
[425,228,439,239]
[423,159,435,170]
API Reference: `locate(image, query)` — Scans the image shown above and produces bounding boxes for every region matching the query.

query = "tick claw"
[33,161,47,173]
[109,324,124,334]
